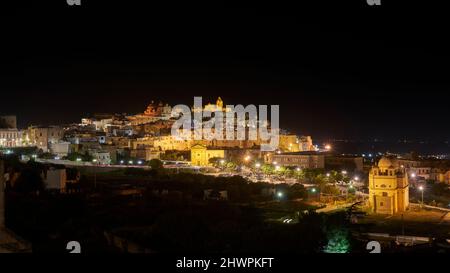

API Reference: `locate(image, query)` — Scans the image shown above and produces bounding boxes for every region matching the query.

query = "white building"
[43,168,67,191]
[92,151,111,165]
[49,141,71,157]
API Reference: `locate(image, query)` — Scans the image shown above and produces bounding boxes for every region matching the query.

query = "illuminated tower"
[368,157,409,214]
[216,97,223,109]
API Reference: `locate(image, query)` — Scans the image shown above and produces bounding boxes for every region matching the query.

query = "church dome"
[378,157,394,168]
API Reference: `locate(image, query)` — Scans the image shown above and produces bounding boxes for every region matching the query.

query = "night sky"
[1,1,449,141]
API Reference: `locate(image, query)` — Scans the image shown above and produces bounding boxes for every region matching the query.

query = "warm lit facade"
[0,129,22,148]
[191,144,225,167]
[153,135,192,151]
[298,136,315,151]
[369,157,409,214]
[267,152,325,169]
[279,135,300,152]
[27,126,64,152]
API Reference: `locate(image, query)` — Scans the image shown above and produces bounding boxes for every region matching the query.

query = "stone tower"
[368,157,409,214]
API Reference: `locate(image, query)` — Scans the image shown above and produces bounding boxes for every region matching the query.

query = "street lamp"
[296,167,301,172]
[273,161,278,165]
[244,155,251,162]
[353,176,359,181]
[277,192,283,198]
[92,159,98,190]
[419,185,424,207]
[326,173,330,177]
[324,144,331,151]
[128,160,133,165]
[255,163,261,168]
[275,165,281,171]
[411,173,416,178]
[341,170,347,175]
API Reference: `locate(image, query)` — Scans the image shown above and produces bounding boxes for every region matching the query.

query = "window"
[380,202,384,207]
[382,192,388,197]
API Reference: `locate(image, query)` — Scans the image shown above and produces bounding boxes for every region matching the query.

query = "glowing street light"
[296,167,301,172]
[411,173,416,178]
[120,160,124,164]
[419,185,424,206]
[326,173,330,177]
[275,165,281,171]
[324,144,331,151]
[255,163,261,168]
[353,176,359,181]
[92,159,98,163]
[137,160,143,165]
[273,161,278,165]
[76,158,82,162]
[341,170,347,175]
[277,192,283,198]
[220,159,225,165]
[244,155,251,162]
[128,160,133,165]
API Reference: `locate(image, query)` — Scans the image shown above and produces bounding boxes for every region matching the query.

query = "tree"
[322,185,340,195]
[323,227,351,253]
[65,152,93,162]
[294,169,305,181]
[208,157,223,168]
[148,159,164,170]
[283,168,294,178]
[225,161,237,171]
[315,174,328,191]
[13,168,45,193]
[39,152,55,159]
[261,164,274,175]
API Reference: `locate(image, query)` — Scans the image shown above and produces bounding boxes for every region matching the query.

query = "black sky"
[1,0,449,141]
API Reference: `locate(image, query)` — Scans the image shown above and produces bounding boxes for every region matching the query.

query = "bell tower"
[368,157,409,214]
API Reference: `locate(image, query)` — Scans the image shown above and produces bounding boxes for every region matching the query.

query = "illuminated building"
[190,144,225,167]
[298,136,315,151]
[27,126,64,152]
[0,129,22,148]
[368,157,409,214]
[278,134,300,152]
[268,151,325,169]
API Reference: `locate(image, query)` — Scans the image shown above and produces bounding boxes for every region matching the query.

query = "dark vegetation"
[2,156,361,253]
